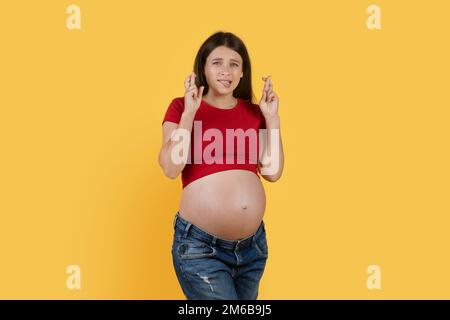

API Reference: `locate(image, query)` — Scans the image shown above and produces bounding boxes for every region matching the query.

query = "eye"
[231,63,239,67]
[213,61,220,65]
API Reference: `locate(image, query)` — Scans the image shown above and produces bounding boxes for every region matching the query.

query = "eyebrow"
[211,58,241,64]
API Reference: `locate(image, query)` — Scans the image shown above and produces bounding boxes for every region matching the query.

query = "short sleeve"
[162,97,185,125]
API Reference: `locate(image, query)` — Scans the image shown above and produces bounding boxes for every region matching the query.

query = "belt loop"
[211,236,217,246]
[235,239,241,250]
[183,222,192,239]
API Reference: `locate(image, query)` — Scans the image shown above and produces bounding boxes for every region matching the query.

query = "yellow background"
[1,0,449,299]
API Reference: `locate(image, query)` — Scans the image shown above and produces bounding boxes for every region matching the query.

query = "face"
[204,46,243,96]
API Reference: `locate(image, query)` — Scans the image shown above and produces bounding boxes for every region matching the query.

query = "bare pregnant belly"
[179,170,266,240]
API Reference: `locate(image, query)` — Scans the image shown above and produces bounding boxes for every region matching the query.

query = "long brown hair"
[193,31,254,104]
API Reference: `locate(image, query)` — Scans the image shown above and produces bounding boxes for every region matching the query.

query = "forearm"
[159,111,195,179]
[260,115,284,181]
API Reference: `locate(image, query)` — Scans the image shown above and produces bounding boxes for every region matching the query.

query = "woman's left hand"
[258,75,279,119]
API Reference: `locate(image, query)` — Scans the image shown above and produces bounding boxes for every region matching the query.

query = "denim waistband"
[173,211,264,250]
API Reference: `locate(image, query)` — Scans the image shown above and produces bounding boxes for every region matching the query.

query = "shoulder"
[166,96,185,114]
[169,96,185,108]
[240,99,266,128]
[162,96,185,125]
[240,98,258,110]
[241,99,263,117]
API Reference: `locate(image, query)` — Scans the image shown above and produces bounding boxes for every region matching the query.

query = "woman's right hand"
[184,72,204,115]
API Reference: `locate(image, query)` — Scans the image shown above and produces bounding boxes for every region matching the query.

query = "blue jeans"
[171,211,268,300]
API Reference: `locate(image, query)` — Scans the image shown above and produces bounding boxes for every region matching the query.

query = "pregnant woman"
[159,31,284,300]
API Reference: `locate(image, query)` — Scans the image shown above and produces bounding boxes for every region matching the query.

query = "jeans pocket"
[176,241,217,260]
[254,232,268,258]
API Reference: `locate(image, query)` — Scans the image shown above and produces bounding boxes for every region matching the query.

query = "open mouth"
[218,80,232,88]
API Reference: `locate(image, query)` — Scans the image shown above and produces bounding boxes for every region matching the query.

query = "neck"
[203,92,237,109]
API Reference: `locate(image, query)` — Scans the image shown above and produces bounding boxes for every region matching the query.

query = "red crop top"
[162,97,267,188]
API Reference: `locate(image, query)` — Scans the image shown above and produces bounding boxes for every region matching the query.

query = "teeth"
[219,80,231,86]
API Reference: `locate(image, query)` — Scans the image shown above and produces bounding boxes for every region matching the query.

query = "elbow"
[165,169,179,179]
[158,153,179,180]
[261,166,283,182]
[160,164,179,180]
[159,162,179,180]
[263,174,281,183]
[258,155,284,183]
[259,164,283,183]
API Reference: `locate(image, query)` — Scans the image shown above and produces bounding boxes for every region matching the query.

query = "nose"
[220,65,232,75]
